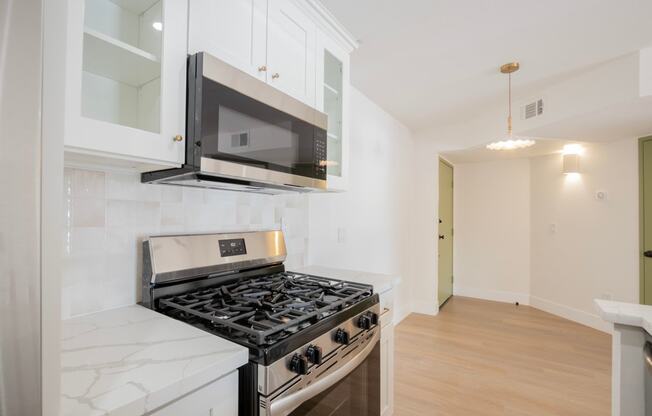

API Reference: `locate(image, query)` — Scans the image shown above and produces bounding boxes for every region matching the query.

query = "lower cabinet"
[150,371,238,416]
[380,320,395,416]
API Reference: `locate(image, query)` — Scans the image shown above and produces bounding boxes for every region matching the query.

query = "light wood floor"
[394,296,611,416]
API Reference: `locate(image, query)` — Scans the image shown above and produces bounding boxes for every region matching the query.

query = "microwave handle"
[268,329,380,416]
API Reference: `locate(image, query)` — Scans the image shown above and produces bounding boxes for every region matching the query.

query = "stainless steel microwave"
[142,52,328,193]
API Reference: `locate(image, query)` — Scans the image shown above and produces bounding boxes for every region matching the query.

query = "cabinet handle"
[173,135,184,142]
[272,73,280,79]
[258,65,267,72]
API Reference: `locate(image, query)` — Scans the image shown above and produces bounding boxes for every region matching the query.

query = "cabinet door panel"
[150,372,238,416]
[380,324,395,416]
[65,0,186,167]
[160,0,187,164]
[267,0,316,105]
[316,32,350,190]
[188,0,267,80]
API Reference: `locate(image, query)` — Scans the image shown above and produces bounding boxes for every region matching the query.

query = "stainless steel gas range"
[141,231,380,416]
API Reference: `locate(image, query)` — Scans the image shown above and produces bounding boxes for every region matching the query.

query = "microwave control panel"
[314,129,327,178]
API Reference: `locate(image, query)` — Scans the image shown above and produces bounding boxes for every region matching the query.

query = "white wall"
[453,158,531,305]
[448,138,639,332]
[530,138,639,331]
[308,87,417,322]
[410,140,440,315]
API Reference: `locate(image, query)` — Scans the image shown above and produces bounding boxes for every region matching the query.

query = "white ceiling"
[322,0,652,132]
[523,97,652,141]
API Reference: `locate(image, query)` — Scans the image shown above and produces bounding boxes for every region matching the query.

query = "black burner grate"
[158,272,373,346]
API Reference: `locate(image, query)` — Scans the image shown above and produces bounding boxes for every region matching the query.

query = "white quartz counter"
[595,298,652,335]
[292,265,400,294]
[60,305,248,416]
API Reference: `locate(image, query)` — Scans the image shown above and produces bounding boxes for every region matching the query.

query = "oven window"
[197,77,326,180]
[289,343,380,416]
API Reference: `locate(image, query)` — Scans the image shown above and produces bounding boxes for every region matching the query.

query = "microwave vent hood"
[141,52,329,194]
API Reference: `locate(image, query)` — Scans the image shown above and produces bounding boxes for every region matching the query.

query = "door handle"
[644,251,652,258]
[439,235,445,240]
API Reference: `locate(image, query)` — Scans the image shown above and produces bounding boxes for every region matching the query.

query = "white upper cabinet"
[64,0,187,168]
[62,0,356,175]
[188,0,268,81]
[315,32,350,190]
[267,0,316,105]
[188,0,317,106]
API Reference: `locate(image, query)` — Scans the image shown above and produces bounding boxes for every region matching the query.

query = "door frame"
[438,157,454,306]
[639,136,652,304]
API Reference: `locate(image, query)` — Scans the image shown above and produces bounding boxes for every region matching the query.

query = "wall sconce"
[562,144,582,174]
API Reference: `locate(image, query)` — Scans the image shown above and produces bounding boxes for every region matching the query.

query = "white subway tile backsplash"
[71,169,105,198]
[160,202,184,227]
[62,168,310,319]
[71,197,105,227]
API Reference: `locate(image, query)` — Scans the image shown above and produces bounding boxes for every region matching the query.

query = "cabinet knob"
[173,135,184,142]
[258,65,267,72]
[272,73,280,79]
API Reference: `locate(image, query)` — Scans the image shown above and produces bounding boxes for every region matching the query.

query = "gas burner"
[158,272,373,346]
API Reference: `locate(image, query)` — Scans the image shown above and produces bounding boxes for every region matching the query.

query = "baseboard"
[529,296,612,333]
[394,307,411,325]
[411,300,439,316]
[453,285,530,306]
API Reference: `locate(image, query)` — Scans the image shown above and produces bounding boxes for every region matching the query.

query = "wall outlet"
[549,223,557,234]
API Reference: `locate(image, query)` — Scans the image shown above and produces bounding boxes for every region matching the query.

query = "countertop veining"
[60,305,248,416]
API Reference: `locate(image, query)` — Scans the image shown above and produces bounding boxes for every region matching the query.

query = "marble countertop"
[595,299,652,334]
[60,305,248,416]
[292,265,400,294]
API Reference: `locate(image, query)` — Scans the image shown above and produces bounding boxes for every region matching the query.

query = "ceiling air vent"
[522,98,544,120]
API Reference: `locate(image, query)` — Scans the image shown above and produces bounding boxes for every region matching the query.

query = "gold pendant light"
[486,62,535,151]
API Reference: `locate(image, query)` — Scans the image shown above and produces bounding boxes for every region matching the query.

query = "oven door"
[266,329,380,416]
[188,53,328,188]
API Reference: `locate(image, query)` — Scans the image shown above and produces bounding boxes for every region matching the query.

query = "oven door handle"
[268,329,380,416]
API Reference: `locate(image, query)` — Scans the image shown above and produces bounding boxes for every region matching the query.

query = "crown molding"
[293,0,359,53]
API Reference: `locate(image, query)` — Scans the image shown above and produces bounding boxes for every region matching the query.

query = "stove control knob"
[306,345,323,365]
[335,328,350,345]
[358,314,372,330]
[367,311,379,326]
[289,354,308,375]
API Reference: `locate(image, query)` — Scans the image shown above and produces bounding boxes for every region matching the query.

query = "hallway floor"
[394,296,611,415]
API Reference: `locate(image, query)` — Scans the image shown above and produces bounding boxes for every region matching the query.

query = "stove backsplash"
[62,168,310,319]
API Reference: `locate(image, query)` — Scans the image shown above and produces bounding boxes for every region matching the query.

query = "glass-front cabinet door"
[316,33,350,191]
[64,0,187,167]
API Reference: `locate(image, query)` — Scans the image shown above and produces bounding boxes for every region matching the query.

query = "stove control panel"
[218,238,247,257]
